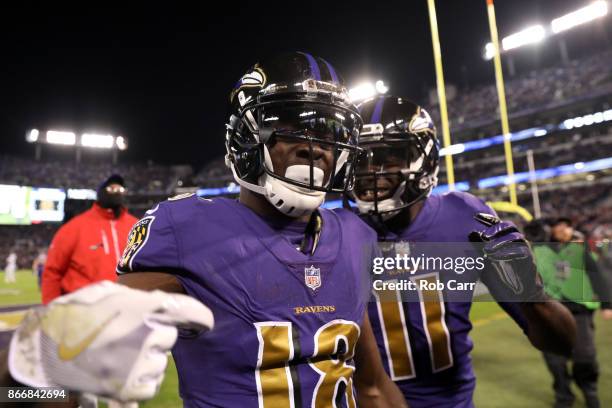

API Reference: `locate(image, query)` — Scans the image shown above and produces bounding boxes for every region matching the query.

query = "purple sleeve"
[116,203,182,274]
[458,192,497,217]
[469,193,528,333]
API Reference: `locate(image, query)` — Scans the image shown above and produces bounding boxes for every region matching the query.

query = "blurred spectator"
[534,217,612,408]
[42,175,137,304]
[589,225,612,308]
[32,249,47,289]
[3,251,17,283]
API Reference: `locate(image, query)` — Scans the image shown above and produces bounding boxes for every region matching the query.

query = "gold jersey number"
[254,319,360,408]
[374,273,453,380]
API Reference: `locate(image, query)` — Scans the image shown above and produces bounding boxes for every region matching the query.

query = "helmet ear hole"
[236,144,264,183]
[226,115,266,184]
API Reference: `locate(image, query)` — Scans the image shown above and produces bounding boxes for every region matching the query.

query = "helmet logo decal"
[230,67,266,103]
[409,108,435,134]
[239,67,266,88]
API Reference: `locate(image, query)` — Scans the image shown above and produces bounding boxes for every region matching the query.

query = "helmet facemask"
[226,100,362,217]
[353,135,438,221]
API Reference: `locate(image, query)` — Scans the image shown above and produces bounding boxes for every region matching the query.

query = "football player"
[1,53,407,407]
[350,95,577,407]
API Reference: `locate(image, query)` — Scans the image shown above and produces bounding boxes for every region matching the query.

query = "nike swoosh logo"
[58,311,119,361]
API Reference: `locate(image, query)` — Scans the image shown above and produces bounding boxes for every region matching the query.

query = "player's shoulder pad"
[327,206,362,223]
[118,195,213,273]
[167,192,195,201]
[441,191,494,216]
[328,207,378,242]
[150,193,224,224]
[154,192,205,209]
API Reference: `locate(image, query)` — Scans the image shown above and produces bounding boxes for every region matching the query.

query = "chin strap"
[299,211,323,256]
[354,181,406,221]
[227,151,326,218]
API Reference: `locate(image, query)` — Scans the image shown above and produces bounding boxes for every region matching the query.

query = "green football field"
[2,270,610,407]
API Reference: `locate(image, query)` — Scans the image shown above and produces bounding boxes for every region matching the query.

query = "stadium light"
[484,2,609,59]
[26,129,39,143]
[551,1,608,34]
[375,80,389,94]
[562,108,612,129]
[348,83,376,102]
[484,43,496,60]
[81,133,115,149]
[29,129,127,150]
[116,136,127,150]
[46,130,76,146]
[502,25,546,50]
[477,157,612,189]
[67,188,97,200]
[484,25,546,60]
[439,143,466,156]
[348,80,388,103]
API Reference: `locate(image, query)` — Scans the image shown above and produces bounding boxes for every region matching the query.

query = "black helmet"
[353,95,439,220]
[225,52,363,217]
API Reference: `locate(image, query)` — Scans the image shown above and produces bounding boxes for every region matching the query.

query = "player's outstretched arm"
[354,313,409,408]
[518,301,576,356]
[470,213,576,356]
[118,271,186,293]
[1,273,185,381]
[1,280,213,404]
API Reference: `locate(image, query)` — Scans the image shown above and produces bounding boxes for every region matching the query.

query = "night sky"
[1,0,609,167]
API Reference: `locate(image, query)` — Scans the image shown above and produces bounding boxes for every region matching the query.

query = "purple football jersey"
[367,192,527,408]
[118,195,375,407]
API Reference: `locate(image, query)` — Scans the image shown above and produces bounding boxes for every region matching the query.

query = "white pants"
[4,266,16,283]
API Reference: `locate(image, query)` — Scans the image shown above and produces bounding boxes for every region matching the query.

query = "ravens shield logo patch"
[119,216,155,271]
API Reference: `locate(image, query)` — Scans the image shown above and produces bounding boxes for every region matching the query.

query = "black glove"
[469,213,547,302]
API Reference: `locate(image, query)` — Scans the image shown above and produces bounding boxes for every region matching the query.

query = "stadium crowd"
[438,128,612,187]
[428,49,612,136]
[0,155,178,195]
[0,224,56,270]
[534,184,612,234]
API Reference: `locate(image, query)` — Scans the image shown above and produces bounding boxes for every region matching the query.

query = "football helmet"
[225,52,362,217]
[352,95,439,220]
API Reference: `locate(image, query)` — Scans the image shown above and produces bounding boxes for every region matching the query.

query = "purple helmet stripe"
[299,52,321,81]
[370,97,385,124]
[321,58,339,83]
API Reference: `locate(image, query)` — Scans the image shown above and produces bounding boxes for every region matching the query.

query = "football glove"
[469,213,547,302]
[9,280,214,402]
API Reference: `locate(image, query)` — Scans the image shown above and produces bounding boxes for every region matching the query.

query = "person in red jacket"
[42,174,138,304]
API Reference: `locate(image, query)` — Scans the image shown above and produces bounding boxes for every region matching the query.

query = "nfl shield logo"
[304,265,321,291]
